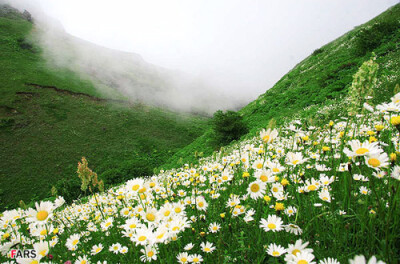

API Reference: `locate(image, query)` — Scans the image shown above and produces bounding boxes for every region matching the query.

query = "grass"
[1,86,399,263]
[0,7,209,209]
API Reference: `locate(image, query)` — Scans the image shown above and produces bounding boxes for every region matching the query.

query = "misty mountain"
[0,4,209,209]
[23,9,237,114]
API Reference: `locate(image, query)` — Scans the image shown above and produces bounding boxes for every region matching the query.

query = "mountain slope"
[241,4,400,129]
[164,3,400,169]
[0,5,209,209]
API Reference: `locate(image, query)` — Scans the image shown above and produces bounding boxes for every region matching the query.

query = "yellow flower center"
[272,251,280,256]
[30,261,39,264]
[39,249,47,256]
[36,210,49,221]
[164,211,171,217]
[175,207,182,213]
[292,160,299,165]
[292,249,300,255]
[129,224,136,229]
[40,229,47,236]
[72,239,79,246]
[391,116,400,126]
[267,223,276,229]
[105,222,111,227]
[172,226,180,231]
[368,158,381,167]
[256,163,263,169]
[146,213,155,222]
[193,257,199,263]
[356,148,369,155]
[181,257,187,262]
[132,184,140,191]
[307,185,317,191]
[298,260,308,264]
[263,135,270,142]
[198,202,204,207]
[275,203,284,211]
[148,251,154,257]
[250,183,260,193]
[138,236,147,241]
[96,247,101,253]
[272,168,280,172]
[260,175,268,182]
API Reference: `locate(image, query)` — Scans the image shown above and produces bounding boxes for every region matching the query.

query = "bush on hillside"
[54,177,83,203]
[355,20,399,56]
[100,158,154,186]
[312,48,324,56]
[211,110,248,147]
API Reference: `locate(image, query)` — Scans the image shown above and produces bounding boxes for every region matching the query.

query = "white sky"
[5,0,399,103]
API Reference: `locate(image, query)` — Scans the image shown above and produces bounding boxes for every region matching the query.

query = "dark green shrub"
[100,157,154,186]
[0,118,15,128]
[211,110,248,147]
[100,168,124,186]
[312,48,324,56]
[355,21,399,56]
[54,177,83,203]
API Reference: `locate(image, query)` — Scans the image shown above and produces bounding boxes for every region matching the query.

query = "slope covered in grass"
[164,4,400,169]
[1,85,400,263]
[0,6,209,209]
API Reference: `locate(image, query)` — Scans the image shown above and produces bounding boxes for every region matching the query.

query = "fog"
[2,0,398,114]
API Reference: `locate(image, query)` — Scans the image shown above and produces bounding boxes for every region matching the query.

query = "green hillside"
[0,6,208,209]
[164,3,400,169]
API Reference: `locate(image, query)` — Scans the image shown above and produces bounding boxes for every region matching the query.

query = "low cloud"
[2,0,398,114]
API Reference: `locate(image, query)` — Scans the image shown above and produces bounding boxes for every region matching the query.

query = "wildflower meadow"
[2,80,400,263]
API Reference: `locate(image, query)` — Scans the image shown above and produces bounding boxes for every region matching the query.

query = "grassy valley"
[0,6,209,209]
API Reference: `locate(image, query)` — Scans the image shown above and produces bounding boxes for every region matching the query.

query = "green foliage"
[354,20,400,56]
[395,84,400,94]
[211,110,248,147]
[100,158,154,186]
[54,177,82,203]
[347,55,379,114]
[312,48,324,56]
